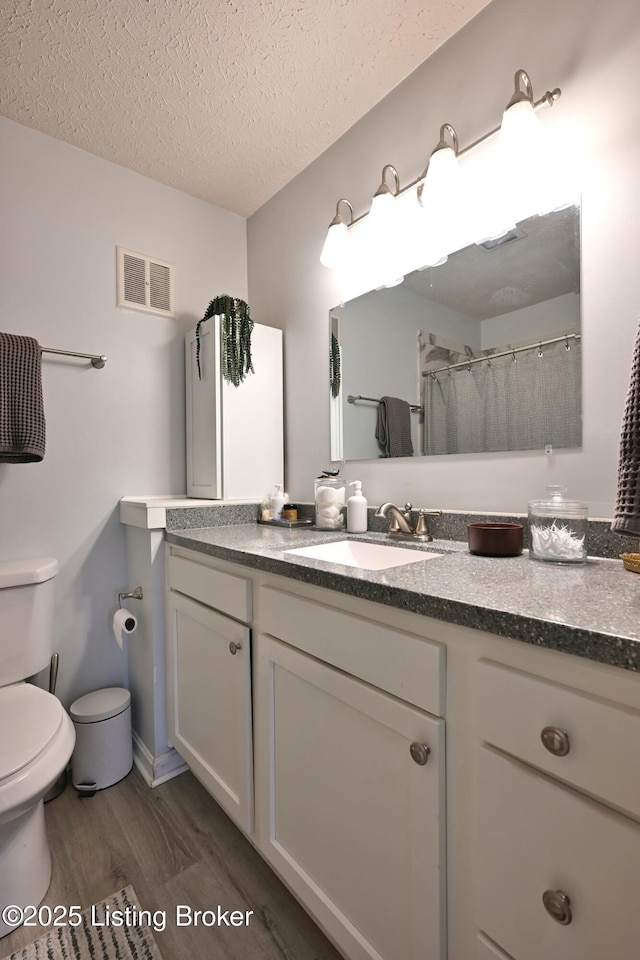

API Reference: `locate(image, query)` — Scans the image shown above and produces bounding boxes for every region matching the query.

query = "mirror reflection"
[330,204,581,461]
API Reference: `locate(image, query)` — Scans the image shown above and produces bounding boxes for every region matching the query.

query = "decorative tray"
[258,517,314,529]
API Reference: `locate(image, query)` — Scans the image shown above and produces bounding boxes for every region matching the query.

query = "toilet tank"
[0,558,59,684]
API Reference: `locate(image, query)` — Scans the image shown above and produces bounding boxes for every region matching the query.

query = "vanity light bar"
[321,69,562,237]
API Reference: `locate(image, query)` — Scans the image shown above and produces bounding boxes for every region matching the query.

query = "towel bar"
[41,346,107,368]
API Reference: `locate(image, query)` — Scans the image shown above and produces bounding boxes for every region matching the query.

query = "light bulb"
[368,188,395,226]
[320,221,348,269]
[367,166,403,288]
[418,130,468,266]
[500,98,543,158]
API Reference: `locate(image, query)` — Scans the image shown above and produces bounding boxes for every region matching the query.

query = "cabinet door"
[256,633,446,960]
[220,322,283,499]
[477,932,517,960]
[185,316,223,498]
[167,590,253,832]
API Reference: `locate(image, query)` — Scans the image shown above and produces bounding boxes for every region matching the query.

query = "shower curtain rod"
[347,394,422,413]
[41,346,107,368]
[422,333,581,378]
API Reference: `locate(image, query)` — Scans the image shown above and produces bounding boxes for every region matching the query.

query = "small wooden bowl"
[467,522,524,557]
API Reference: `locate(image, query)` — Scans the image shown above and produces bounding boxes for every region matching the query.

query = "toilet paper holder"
[118,586,143,608]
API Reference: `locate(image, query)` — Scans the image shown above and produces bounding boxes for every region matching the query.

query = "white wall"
[337,286,423,459]
[0,117,247,706]
[336,285,476,459]
[248,0,640,518]
[481,293,580,349]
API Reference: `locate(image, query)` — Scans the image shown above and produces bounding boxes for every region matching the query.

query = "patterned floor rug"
[2,886,164,960]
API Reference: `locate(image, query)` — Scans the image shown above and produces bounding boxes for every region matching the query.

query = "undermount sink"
[284,539,442,571]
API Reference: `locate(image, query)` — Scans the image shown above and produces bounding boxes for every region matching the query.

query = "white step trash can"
[70,687,133,794]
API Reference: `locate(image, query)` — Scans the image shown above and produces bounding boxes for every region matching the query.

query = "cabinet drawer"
[260,585,444,715]
[476,659,640,818]
[168,553,252,623]
[477,746,640,960]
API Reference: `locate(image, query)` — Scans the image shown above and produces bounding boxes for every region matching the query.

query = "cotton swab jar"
[528,485,588,563]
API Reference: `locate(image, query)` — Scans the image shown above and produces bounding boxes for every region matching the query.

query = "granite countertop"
[165,523,640,673]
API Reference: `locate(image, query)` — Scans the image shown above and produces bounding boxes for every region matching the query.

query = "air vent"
[479,227,526,251]
[116,246,175,318]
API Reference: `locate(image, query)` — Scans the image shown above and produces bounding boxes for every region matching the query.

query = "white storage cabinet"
[185,316,283,499]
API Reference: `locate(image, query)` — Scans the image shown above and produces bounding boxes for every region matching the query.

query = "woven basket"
[621,553,640,574]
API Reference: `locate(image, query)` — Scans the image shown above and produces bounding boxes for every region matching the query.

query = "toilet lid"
[0,684,64,783]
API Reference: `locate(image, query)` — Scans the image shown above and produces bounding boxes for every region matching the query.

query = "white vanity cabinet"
[163,537,640,960]
[254,583,447,960]
[166,551,254,833]
[475,658,640,960]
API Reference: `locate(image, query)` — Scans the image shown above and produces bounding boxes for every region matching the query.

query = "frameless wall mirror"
[329,203,581,461]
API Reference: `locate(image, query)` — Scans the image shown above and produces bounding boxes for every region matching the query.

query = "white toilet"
[0,558,76,939]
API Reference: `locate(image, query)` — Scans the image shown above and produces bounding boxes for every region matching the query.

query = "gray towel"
[611,319,640,536]
[0,333,46,462]
[375,396,414,458]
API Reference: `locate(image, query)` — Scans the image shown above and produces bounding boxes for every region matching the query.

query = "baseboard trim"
[132,731,189,788]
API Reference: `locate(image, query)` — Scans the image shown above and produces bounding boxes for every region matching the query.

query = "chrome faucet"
[375,502,442,542]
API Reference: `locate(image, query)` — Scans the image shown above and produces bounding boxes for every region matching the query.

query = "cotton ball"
[316,485,339,506]
[319,505,340,520]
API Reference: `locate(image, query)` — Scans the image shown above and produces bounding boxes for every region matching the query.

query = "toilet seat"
[0,684,75,825]
[0,684,64,784]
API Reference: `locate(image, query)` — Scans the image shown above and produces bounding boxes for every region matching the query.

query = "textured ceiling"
[0,0,490,217]
[404,205,581,320]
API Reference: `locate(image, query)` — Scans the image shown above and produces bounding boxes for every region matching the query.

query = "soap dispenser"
[271,484,286,520]
[347,481,368,533]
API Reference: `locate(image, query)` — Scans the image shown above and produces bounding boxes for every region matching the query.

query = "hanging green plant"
[195,295,255,385]
[330,332,341,398]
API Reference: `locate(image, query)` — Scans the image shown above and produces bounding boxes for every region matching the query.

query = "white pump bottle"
[347,481,368,533]
[271,484,286,520]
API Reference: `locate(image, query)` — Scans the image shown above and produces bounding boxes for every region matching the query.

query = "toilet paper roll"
[113,608,137,649]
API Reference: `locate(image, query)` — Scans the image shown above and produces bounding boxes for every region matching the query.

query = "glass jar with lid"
[314,476,346,530]
[528,485,588,563]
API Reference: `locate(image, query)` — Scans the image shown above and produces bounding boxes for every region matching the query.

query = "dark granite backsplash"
[419,510,631,561]
[165,501,633,560]
[166,502,260,530]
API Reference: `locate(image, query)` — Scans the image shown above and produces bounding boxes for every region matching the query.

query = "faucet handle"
[414,508,442,540]
[414,512,429,537]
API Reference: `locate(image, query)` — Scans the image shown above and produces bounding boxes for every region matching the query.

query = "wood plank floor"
[2,768,345,959]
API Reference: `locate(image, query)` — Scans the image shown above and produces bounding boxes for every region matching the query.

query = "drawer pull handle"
[229,641,242,655]
[409,742,430,765]
[541,726,570,756]
[542,889,572,925]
